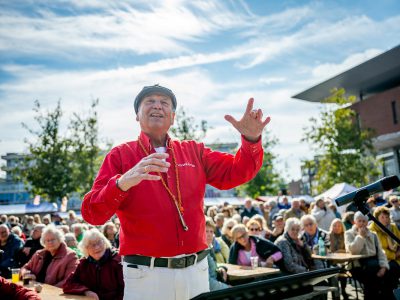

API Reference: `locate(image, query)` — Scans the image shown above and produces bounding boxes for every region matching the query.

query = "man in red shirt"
[82,84,270,299]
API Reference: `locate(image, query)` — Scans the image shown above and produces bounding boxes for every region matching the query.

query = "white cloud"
[311,48,383,79]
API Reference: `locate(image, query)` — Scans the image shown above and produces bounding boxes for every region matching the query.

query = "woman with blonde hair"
[229,224,283,270]
[102,222,118,248]
[221,218,238,248]
[63,228,124,300]
[329,218,346,253]
[249,215,272,239]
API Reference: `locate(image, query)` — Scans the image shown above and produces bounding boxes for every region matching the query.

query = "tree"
[236,130,283,198]
[303,88,381,194]
[170,107,208,141]
[69,99,103,195]
[16,99,103,202]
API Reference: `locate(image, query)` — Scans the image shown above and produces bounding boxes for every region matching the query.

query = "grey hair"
[354,211,368,221]
[40,225,65,246]
[284,217,301,233]
[300,214,317,226]
[78,228,111,258]
[291,198,300,205]
[221,218,238,235]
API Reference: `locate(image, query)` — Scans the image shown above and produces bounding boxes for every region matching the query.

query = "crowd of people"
[1,194,400,299]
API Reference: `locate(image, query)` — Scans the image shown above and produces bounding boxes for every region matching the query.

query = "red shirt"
[82,132,263,257]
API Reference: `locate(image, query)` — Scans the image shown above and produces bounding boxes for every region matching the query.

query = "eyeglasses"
[88,240,104,249]
[303,223,314,227]
[43,238,57,244]
[235,233,247,241]
[249,228,261,232]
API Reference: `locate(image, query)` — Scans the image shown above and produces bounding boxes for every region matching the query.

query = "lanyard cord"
[138,137,188,231]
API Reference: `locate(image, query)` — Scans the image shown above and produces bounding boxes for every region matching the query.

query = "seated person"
[63,228,124,300]
[249,215,272,240]
[300,214,329,269]
[15,224,45,267]
[206,217,229,264]
[368,206,400,294]
[21,225,78,287]
[329,218,348,300]
[329,218,346,253]
[64,233,83,258]
[205,217,229,291]
[268,215,285,243]
[102,222,118,249]
[221,218,237,248]
[0,224,24,278]
[275,218,315,274]
[345,212,392,300]
[229,224,284,270]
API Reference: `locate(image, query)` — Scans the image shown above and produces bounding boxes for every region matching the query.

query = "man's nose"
[152,100,163,109]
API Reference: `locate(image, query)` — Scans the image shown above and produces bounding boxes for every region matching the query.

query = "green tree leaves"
[237,131,283,198]
[303,88,381,194]
[16,100,104,202]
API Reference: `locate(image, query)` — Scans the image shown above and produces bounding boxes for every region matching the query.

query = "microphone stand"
[353,189,400,246]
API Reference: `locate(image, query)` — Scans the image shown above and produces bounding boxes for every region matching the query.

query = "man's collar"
[139,131,172,152]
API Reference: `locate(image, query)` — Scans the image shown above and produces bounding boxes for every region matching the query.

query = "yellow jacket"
[369,221,400,264]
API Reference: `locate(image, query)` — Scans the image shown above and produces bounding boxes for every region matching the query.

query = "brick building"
[293,45,400,185]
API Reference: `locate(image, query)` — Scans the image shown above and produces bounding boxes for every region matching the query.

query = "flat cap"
[134,84,177,114]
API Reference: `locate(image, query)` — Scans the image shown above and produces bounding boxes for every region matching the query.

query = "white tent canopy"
[315,182,357,214]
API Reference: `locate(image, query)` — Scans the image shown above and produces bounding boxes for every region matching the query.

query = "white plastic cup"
[250,256,259,269]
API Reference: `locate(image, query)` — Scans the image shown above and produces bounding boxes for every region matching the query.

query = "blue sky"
[1,0,399,181]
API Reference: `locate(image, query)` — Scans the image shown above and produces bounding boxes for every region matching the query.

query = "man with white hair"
[240,198,259,219]
[284,198,305,221]
[389,195,400,229]
[82,84,270,300]
[345,211,392,300]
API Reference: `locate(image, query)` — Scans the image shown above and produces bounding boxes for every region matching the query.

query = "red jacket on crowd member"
[0,276,41,300]
[63,249,124,300]
[82,131,263,257]
[22,242,78,288]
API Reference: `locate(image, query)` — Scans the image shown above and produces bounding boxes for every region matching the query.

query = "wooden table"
[10,281,91,299]
[311,252,370,300]
[218,263,280,281]
[312,252,369,263]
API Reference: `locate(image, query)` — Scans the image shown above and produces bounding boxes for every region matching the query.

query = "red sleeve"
[81,148,129,225]
[202,135,263,189]
[0,276,42,300]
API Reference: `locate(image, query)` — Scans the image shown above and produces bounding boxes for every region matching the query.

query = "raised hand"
[117,152,170,191]
[224,98,271,142]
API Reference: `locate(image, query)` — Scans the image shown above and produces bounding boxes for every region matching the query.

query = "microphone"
[335,175,400,207]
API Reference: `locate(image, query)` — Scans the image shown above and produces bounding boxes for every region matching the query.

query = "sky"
[1,0,400,181]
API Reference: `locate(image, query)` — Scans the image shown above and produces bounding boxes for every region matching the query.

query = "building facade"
[293,45,400,191]
[0,153,30,204]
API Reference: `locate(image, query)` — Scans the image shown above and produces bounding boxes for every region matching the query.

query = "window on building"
[391,100,398,124]
[383,155,397,176]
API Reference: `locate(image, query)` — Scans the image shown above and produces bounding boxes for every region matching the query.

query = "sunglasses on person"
[249,227,261,232]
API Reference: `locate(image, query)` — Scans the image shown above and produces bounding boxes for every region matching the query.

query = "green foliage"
[16,99,104,202]
[170,107,209,141]
[303,88,381,194]
[237,131,283,198]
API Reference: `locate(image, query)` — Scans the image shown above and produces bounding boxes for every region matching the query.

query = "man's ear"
[171,112,176,125]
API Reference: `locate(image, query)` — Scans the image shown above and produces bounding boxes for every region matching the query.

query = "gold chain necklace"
[138,137,188,231]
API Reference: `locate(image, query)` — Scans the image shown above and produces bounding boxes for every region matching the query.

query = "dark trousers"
[351,266,395,300]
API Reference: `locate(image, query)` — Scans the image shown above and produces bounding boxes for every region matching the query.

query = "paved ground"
[328,279,363,300]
